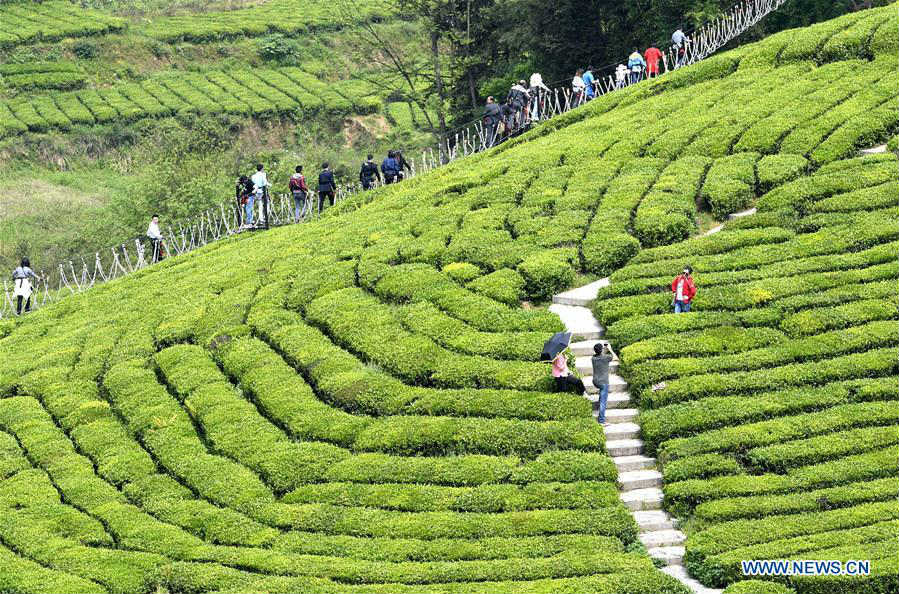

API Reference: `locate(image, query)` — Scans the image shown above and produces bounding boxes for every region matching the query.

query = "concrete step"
[603,422,641,440]
[648,546,685,566]
[569,340,612,357]
[633,510,675,532]
[584,374,627,394]
[613,454,655,472]
[605,438,644,457]
[575,355,619,375]
[548,304,604,340]
[618,469,663,491]
[552,278,610,306]
[620,487,664,511]
[605,408,638,423]
[584,391,631,407]
[661,565,724,594]
[639,529,686,548]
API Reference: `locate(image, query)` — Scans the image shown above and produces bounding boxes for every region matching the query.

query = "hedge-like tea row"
[250,305,589,422]
[0,1,125,49]
[626,320,896,389]
[694,478,899,523]
[0,66,383,138]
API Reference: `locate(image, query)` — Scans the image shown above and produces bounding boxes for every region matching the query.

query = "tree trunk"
[431,28,448,161]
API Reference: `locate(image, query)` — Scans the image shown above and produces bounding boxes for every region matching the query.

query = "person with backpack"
[251,163,271,228]
[235,174,253,226]
[507,80,530,125]
[359,154,381,190]
[628,49,646,85]
[289,165,309,222]
[12,258,40,315]
[395,150,412,181]
[644,45,663,78]
[672,28,690,68]
[671,266,697,313]
[381,151,399,184]
[591,343,613,425]
[317,163,337,213]
[146,214,165,262]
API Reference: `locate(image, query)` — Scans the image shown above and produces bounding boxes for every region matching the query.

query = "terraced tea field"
[0,4,896,594]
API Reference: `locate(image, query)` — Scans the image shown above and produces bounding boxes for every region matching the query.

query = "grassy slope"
[1,5,898,593]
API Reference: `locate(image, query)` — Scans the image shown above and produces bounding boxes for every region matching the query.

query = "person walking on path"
[381,151,400,184]
[571,69,586,103]
[628,49,646,84]
[644,45,663,78]
[507,80,531,124]
[582,67,596,100]
[317,163,337,213]
[235,174,253,226]
[289,165,309,222]
[359,154,381,190]
[483,96,502,147]
[529,72,550,120]
[552,351,586,395]
[395,150,412,181]
[615,63,629,89]
[672,28,690,68]
[12,258,40,315]
[146,214,165,262]
[251,163,271,229]
[591,343,613,425]
[671,266,696,313]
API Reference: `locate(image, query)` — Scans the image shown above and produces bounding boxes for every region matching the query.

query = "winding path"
[550,280,722,594]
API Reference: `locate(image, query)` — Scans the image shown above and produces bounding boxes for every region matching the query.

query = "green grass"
[1,5,898,594]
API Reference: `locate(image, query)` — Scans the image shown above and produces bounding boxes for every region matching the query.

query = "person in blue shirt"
[628,48,646,84]
[582,66,595,100]
[381,151,399,184]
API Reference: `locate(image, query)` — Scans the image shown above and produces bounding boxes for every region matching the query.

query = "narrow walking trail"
[550,281,722,594]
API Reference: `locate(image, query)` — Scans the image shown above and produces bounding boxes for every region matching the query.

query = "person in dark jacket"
[235,175,253,226]
[591,343,613,424]
[317,163,337,213]
[359,154,381,190]
[381,151,399,184]
[395,150,411,181]
[483,96,502,147]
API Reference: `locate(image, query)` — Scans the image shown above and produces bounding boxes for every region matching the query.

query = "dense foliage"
[0,4,897,593]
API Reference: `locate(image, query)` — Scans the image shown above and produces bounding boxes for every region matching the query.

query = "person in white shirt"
[250,163,271,228]
[615,64,629,89]
[571,69,586,102]
[12,257,40,315]
[146,214,164,262]
[529,72,550,120]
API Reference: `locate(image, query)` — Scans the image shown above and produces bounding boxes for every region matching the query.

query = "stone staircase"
[551,281,723,594]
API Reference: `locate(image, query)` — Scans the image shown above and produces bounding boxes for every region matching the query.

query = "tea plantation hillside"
[0,5,897,593]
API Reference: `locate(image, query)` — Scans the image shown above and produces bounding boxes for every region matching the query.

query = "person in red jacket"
[671,266,696,313]
[644,46,663,78]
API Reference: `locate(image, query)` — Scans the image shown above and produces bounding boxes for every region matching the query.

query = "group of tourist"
[574,29,690,99]
[230,150,413,231]
[482,72,552,147]
[551,267,696,418]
